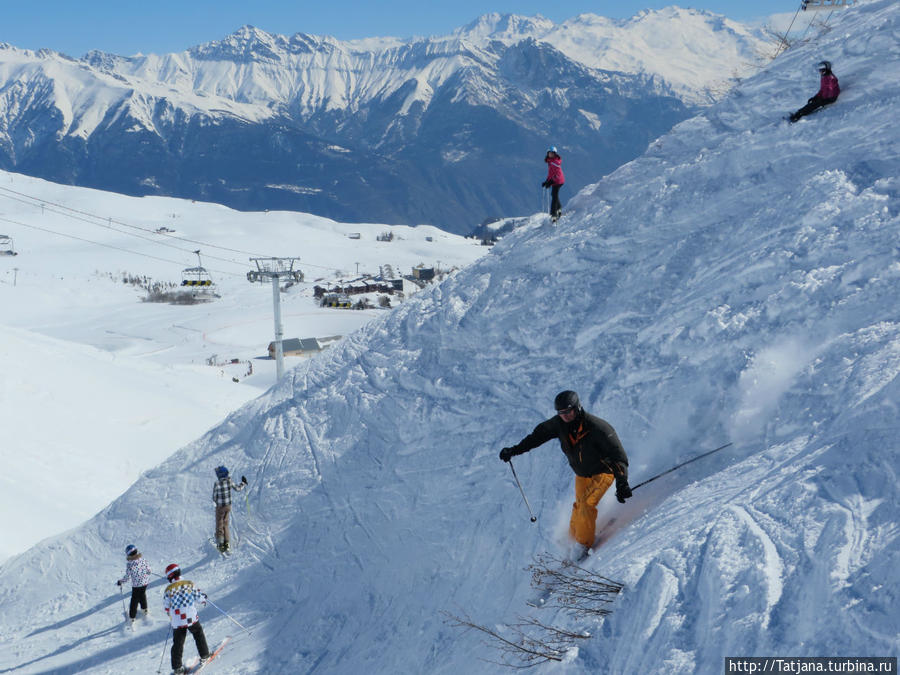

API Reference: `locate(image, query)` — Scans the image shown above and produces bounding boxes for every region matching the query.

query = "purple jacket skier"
[542,147,565,221]
[789,61,840,123]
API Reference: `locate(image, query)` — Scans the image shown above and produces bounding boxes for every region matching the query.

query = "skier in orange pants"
[500,391,631,553]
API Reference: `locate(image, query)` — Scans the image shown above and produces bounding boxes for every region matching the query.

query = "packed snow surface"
[0,177,486,564]
[0,1,898,674]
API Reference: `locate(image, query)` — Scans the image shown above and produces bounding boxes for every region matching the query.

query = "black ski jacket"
[509,412,628,479]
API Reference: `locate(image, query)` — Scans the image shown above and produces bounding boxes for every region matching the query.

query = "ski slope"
[1,1,898,673]
[0,177,486,564]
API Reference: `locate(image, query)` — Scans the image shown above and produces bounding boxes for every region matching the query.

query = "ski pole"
[205,597,253,636]
[631,442,734,491]
[117,583,132,630]
[508,459,537,523]
[157,625,171,673]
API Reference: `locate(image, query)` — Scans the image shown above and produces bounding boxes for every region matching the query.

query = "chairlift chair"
[181,266,213,287]
[0,235,17,256]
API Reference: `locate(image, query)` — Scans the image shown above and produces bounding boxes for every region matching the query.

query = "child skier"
[789,61,840,123]
[542,147,565,222]
[212,466,247,553]
[163,563,211,674]
[116,544,151,625]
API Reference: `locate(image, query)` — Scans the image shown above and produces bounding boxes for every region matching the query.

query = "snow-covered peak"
[452,12,555,41]
[548,7,768,103]
[189,24,294,62]
[447,7,769,103]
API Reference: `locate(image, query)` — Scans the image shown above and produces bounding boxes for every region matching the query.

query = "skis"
[208,539,230,556]
[183,637,229,674]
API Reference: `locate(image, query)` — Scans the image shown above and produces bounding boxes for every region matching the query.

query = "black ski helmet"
[125,544,137,557]
[554,390,581,413]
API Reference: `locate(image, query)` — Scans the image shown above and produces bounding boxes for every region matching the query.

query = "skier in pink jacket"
[789,61,840,123]
[542,147,565,222]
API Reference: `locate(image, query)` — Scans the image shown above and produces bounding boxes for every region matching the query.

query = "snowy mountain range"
[0,8,769,233]
[3,1,897,673]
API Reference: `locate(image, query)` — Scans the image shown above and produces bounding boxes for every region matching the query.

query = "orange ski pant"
[569,473,615,548]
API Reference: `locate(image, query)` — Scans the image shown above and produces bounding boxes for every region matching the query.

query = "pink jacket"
[818,73,840,100]
[545,155,565,185]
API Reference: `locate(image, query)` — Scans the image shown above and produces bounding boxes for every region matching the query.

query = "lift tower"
[247,257,304,381]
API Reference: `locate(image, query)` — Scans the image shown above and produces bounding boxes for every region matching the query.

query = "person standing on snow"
[117,544,151,625]
[213,466,247,553]
[499,391,631,554]
[542,147,565,222]
[163,563,211,674]
[789,60,840,123]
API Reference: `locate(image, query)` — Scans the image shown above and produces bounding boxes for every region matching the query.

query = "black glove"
[116,580,123,586]
[241,475,248,485]
[499,447,516,463]
[542,180,552,188]
[615,477,632,503]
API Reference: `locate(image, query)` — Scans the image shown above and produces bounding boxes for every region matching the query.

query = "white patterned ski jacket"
[163,579,207,628]
[119,555,151,588]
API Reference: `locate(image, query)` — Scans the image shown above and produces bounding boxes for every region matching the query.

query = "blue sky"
[3,1,800,56]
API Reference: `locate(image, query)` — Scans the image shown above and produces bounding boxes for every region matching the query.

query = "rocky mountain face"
[0,10,769,233]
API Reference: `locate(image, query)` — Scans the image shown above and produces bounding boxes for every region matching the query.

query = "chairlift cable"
[0,215,243,277]
[0,184,401,276]
[0,185,271,260]
[0,191,249,268]
[773,4,804,58]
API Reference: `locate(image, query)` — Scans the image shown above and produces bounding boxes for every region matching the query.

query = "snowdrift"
[1,1,898,673]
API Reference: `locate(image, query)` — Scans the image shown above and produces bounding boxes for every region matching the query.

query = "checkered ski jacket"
[119,555,151,588]
[163,579,207,628]
[212,476,244,507]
